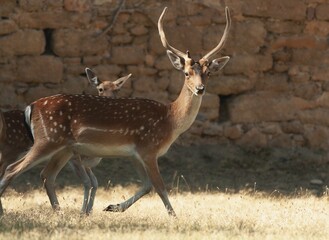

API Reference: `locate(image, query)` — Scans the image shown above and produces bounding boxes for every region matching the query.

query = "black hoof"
[103,204,122,212]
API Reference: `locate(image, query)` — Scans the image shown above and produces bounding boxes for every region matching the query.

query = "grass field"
[0,186,328,239]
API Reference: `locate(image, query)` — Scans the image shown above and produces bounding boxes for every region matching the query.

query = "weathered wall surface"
[0,0,329,150]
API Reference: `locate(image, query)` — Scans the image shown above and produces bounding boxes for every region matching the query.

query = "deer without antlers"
[0,6,231,216]
[0,70,131,215]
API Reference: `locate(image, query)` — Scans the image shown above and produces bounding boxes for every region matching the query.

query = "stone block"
[316,3,329,20]
[292,49,329,66]
[17,56,63,83]
[61,76,89,95]
[0,30,45,57]
[64,0,91,12]
[110,46,145,65]
[24,84,62,103]
[154,55,173,70]
[311,67,329,81]
[19,0,46,11]
[304,21,329,37]
[111,34,133,44]
[241,0,306,20]
[207,75,256,95]
[133,76,157,92]
[126,65,157,77]
[92,64,122,79]
[266,20,303,34]
[0,20,18,36]
[292,82,322,100]
[298,108,329,127]
[0,83,20,108]
[268,133,295,148]
[201,93,219,109]
[0,60,16,83]
[255,73,290,92]
[223,125,243,140]
[150,25,203,55]
[228,91,312,123]
[82,56,103,66]
[16,12,91,29]
[0,0,16,17]
[271,36,327,50]
[130,25,149,36]
[280,121,304,134]
[224,54,273,75]
[149,31,165,55]
[52,29,108,57]
[230,20,266,54]
[199,93,220,121]
[168,70,184,95]
[304,125,329,149]
[236,127,268,148]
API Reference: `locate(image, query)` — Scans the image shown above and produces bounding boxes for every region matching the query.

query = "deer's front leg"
[145,156,176,217]
[104,156,152,212]
[85,167,98,214]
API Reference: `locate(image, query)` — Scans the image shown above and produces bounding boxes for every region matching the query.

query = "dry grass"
[0,186,329,240]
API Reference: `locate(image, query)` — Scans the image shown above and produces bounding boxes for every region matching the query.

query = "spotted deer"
[0,6,231,216]
[0,70,131,214]
[0,110,33,179]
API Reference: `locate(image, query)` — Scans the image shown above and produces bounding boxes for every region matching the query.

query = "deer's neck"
[169,83,202,136]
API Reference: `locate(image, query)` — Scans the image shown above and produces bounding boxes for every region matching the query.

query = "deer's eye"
[98,88,104,93]
[184,72,189,77]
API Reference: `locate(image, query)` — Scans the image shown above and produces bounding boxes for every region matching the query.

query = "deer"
[0,6,231,216]
[0,70,131,214]
[0,110,33,179]
[68,68,131,214]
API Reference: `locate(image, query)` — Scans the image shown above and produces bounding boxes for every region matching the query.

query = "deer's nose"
[196,84,204,91]
[196,84,205,95]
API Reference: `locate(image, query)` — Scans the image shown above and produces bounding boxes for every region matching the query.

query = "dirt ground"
[9,142,329,197]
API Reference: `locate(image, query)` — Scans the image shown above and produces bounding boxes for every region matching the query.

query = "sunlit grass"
[1,186,329,239]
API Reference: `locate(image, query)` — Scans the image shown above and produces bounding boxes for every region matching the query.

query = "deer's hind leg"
[41,148,73,211]
[0,143,67,214]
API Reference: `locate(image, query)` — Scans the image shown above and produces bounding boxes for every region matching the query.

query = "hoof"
[103,204,123,212]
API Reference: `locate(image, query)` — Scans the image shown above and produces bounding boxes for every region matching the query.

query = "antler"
[202,7,231,61]
[158,7,186,59]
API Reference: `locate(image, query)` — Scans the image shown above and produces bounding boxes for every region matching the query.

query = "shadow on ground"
[10,143,329,197]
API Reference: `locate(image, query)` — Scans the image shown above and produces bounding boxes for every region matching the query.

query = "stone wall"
[0,0,329,150]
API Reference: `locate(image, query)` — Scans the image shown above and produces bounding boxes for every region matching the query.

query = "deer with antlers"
[0,7,231,216]
[0,70,131,214]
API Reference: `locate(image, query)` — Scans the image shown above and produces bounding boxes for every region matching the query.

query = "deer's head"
[158,7,231,96]
[85,68,132,98]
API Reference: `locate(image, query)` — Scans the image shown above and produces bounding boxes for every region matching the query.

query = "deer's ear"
[167,50,185,70]
[113,73,132,90]
[208,56,230,72]
[85,68,101,86]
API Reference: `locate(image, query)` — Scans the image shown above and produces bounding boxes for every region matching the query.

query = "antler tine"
[158,7,186,59]
[202,7,231,61]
